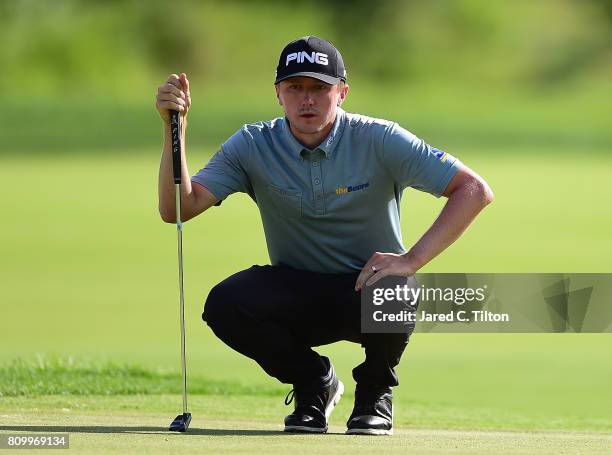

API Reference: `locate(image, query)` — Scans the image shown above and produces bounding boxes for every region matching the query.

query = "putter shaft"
[175,183,188,415]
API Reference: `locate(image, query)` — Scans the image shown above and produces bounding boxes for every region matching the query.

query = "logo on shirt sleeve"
[432,147,449,163]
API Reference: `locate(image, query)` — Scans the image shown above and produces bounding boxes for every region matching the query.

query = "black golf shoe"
[346,385,393,435]
[283,359,344,433]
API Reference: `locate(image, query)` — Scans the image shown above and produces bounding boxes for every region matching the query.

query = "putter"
[168,109,192,432]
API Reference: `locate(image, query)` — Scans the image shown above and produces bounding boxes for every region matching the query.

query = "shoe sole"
[284,425,328,433]
[284,380,344,433]
[345,427,393,436]
[326,380,344,420]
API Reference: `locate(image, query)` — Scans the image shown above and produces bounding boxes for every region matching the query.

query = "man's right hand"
[156,72,220,223]
[156,73,191,124]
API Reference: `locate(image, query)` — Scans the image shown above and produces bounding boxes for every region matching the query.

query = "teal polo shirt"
[192,108,461,273]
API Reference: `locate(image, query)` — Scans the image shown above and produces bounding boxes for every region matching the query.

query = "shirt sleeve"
[191,128,252,201]
[381,122,462,197]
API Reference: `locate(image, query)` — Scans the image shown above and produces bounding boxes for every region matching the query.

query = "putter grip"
[170,110,182,184]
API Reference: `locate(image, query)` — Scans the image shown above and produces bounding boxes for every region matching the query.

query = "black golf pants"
[202,265,414,388]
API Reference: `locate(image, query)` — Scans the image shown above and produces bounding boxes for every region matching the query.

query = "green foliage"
[1,0,611,96]
[0,1,610,152]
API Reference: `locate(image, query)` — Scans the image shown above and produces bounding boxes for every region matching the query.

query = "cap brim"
[275,72,342,85]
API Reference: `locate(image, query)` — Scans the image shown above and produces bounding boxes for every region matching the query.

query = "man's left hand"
[355,252,418,291]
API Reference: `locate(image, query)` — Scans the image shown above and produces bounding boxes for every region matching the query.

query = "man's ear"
[275,85,283,106]
[337,83,349,106]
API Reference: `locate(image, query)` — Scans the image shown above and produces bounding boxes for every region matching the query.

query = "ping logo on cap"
[286,51,329,66]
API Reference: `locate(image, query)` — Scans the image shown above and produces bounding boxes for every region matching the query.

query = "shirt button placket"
[311,153,325,215]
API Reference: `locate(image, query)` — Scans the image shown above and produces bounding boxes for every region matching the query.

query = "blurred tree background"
[0,0,610,152]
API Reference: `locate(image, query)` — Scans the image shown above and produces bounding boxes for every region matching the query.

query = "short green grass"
[1,336,611,434]
[1,397,611,454]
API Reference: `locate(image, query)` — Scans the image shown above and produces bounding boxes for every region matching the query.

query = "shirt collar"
[317,108,346,157]
[282,108,347,159]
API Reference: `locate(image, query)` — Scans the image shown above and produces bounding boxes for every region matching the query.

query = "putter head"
[169,412,192,432]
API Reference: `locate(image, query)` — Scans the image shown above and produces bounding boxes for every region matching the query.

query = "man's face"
[275,76,348,136]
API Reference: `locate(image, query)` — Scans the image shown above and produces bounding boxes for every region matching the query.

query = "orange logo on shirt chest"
[335,182,370,195]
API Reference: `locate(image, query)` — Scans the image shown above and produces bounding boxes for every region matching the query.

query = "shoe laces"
[284,384,327,411]
[284,389,295,406]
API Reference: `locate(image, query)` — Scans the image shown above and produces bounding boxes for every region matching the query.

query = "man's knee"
[202,279,240,329]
